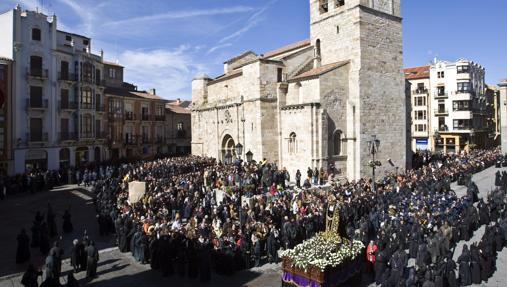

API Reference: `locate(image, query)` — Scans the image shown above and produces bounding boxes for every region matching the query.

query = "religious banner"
[128,181,146,203]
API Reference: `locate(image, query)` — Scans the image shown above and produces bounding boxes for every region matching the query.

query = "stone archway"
[221,134,236,162]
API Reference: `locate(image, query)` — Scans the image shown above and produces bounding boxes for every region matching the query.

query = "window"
[453,119,471,130]
[336,26,340,34]
[457,82,471,93]
[453,100,471,111]
[81,88,92,105]
[414,96,426,107]
[95,69,101,84]
[457,65,469,74]
[316,39,321,58]
[288,132,297,154]
[333,131,342,155]
[30,86,43,107]
[319,0,328,13]
[65,35,72,41]
[30,56,43,76]
[83,39,89,46]
[414,110,426,120]
[437,86,445,96]
[415,124,427,132]
[277,68,283,83]
[32,28,41,41]
[437,71,445,78]
[82,114,92,135]
[109,68,116,79]
[177,122,183,131]
[335,0,345,7]
[438,117,447,131]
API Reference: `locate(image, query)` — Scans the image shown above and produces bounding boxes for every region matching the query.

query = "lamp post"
[367,135,381,194]
[235,143,243,160]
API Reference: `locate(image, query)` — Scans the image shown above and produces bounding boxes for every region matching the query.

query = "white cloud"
[56,0,95,35]
[104,6,254,27]
[117,46,207,100]
[207,43,233,54]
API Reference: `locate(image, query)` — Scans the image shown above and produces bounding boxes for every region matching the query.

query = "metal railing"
[141,114,151,121]
[434,91,448,98]
[58,101,78,110]
[58,72,77,81]
[27,68,48,78]
[27,132,48,142]
[26,98,49,110]
[434,109,449,115]
[58,132,77,142]
[95,104,106,112]
[80,132,94,139]
[125,111,136,121]
[154,115,165,121]
[124,138,137,145]
[412,89,428,95]
[80,102,94,110]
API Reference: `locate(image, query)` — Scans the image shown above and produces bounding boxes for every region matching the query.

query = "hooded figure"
[457,245,472,286]
[62,209,73,234]
[85,241,99,278]
[470,244,481,284]
[16,229,31,264]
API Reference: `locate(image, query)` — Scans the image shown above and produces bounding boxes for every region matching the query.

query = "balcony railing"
[124,138,137,145]
[434,109,449,115]
[108,114,123,122]
[142,137,151,144]
[95,104,106,112]
[26,98,49,110]
[27,68,48,79]
[58,101,78,110]
[96,79,107,87]
[453,126,471,131]
[96,131,108,139]
[27,132,48,143]
[434,92,448,99]
[80,132,94,139]
[154,115,165,121]
[58,72,77,81]
[412,89,428,95]
[125,112,136,121]
[58,132,77,142]
[155,136,165,144]
[80,102,94,110]
[141,114,151,121]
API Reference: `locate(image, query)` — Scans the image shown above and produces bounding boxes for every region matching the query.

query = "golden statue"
[320,201,349,245]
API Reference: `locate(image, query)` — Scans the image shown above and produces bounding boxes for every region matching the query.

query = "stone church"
[191,0,410,180]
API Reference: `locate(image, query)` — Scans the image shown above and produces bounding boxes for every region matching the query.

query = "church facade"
[191,0,410,180]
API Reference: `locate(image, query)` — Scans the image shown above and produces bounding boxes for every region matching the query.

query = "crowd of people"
[14,148,507,286]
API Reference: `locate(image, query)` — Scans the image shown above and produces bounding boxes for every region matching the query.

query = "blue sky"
[1,0,506,100]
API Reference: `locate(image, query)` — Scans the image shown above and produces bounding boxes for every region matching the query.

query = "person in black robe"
[494,224,504,252]
[470,244,481,284]
[406,267,417,287]
[30,217,41,248]
[174,233,186,277]
[197,236,211,282]
[149,236,160,270]
[39,222,50,256]
[416,243,430,269]
[266,228,279,263]
[85,241,99,278]
[139,231,149,264]
[445,254,458,287]
[21,264,42,287]
[239,233,251,269]
[70,239,81,272]
[65,273,79,287]
[46,204,57,238]
[62,210,73,234]
[49,241,64,279]
[457,244,472,286]
[159,234,174,277]
[16,229,31,264]
[422,271,435,287]
[187,238,199,278]
[79,238,88,272]
[374,247,388,285]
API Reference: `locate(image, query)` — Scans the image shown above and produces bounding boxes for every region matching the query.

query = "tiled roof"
[224,51,257,64]
[262,39,311,59]
[289,60,349,82]
[404,65,430,79]
[167,100,192,108]
[103,60,123,68]
[105,87,166,101]
[166,102,191,114]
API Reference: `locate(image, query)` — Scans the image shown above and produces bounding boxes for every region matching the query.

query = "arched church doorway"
[221,134,236,163]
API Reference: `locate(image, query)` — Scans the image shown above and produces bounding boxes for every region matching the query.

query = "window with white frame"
[288,132,297,154]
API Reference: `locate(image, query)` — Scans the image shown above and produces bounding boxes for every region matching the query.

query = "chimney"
[100,49,104,61]
[148,88,156,95]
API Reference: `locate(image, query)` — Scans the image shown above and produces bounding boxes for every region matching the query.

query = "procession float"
[281,202,364,287]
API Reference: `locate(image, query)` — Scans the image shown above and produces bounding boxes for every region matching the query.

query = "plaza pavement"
[1,166,507,287]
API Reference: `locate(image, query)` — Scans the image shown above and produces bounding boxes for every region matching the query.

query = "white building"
[406,59,495,153]
[0,6,108,174]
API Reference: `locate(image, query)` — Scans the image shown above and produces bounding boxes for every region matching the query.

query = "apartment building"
[165,99,191,155]
[0,58,12,173]
[405,59,496,153]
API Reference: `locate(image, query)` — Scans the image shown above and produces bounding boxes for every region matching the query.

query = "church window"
[32,28,41,41]
[333,130,342,155]
[316,39,321,58]
[319,0,328,13]
[336,26,340,34]
[335,0,345,8]
[277,68,283,83]
[288,132,297,154]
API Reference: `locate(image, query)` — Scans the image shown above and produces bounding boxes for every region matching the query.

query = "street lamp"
[246,150,253,163]
[367,135,381,194]
[235,143,243,160]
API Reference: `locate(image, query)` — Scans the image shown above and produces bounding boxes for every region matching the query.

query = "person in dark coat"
[149,236,160,270]
[266,228,279,263]
[422,271,435,287]
[21,264,42,287]
[457,244,472,286]
[62,209,73,234]
[187,238,199,278]
[470,244,481,284]
[85,241,99,278]
[16,229,31,264]
[375,247,388,285]
[46,204,57,238]
[65,273,79,287]
[416,243,430,269]
[70,239,81,272]
[39,222,50,255]
[49,241,64,279]
[30,215,42,248]
[445,254,458,287]
[197,236,211,282]
[159,234,174,277]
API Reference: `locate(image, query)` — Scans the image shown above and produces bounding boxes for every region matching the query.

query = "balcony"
[80,132,94,139]
[124,138,137,146]
[27,132,48,143]
[58,132,77,142]
[58,72,77,82]
[96,131,108,139]
[141,137,151,144]
[125,111,136,121]
[26,98,49,110]
[412,89,428,95]
[80,102,94,110]
[434,92,448,99]
[434,109,449,116]
[141,114,151,121]
[155,136,165,144]
[58,101,78,110]
[27,68,48,79]
[154,115,165,121]
[96,79,107,87]
[108,113,123,122]
[456,89,474,96]
[95,104,106,112]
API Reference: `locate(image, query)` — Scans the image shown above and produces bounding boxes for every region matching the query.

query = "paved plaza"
[1,166,507,287]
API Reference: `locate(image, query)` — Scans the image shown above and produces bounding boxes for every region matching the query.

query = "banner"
[128,181,146,203]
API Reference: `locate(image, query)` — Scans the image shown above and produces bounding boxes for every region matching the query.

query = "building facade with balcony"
[0,58,12,173]
[404,65,431,151]
[165,99,191,155]
[0,7,110,173]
